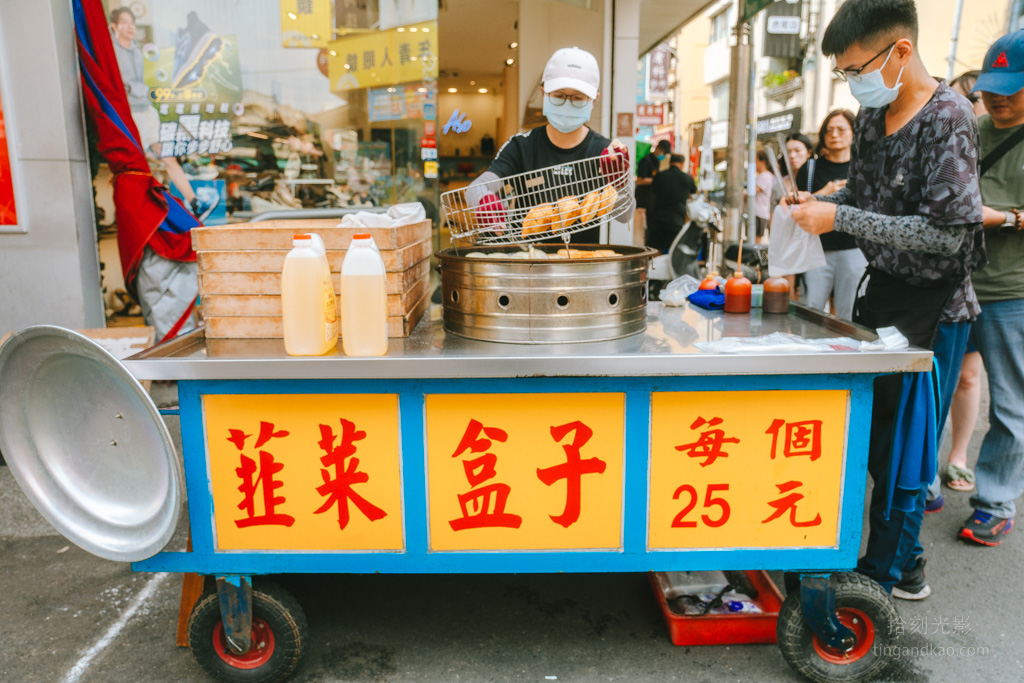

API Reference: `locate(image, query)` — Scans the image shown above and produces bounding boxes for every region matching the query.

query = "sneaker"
[924,493,944,514]
[171,12,223,89]
[190,189,219,222]
[959,510,1014,546]
[892,557,931,600]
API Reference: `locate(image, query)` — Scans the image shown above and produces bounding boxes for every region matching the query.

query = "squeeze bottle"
[341,233,388,356]
[723,271,752,313]
[282,234,338,355]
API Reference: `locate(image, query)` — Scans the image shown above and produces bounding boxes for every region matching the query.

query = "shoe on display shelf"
[190,188,220,223]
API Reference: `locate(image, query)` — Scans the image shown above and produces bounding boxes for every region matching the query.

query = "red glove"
[600,144,630,184]
[476,193,506,227]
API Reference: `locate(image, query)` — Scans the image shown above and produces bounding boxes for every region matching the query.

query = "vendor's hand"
[779,191,816,208]
[600,140,630,183]
[791,201,837,235]
[475,193,506,228]
[818,179,847,195]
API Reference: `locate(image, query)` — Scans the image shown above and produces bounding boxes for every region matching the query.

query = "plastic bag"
[767,204,826,277]
[659,274,701,306]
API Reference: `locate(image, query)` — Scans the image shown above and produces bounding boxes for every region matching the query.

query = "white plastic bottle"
[341,233,388,356]
[282,234,338,355]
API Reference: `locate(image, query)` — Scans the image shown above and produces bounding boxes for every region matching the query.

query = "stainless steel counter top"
[123,302,933,381]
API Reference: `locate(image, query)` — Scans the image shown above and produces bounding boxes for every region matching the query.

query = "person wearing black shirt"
[636,140,671,211]
[647,154,697,253]
[794,109,866,320]
[467,47,631,244]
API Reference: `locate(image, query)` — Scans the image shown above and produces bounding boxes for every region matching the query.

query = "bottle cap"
[353,233,372,240]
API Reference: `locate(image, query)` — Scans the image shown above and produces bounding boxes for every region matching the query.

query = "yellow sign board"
[327,21,438,91]
[425,394,625,551]
[204,394,404,551]
[648,390,848,550]
[280,0,332,48]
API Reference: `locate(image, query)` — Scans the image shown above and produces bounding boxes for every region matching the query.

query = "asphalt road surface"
[1,380,1022,683]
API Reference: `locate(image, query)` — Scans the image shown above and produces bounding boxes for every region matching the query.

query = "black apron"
[852,267,959,350]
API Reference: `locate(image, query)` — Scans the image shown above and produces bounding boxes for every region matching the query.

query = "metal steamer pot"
[438,244,659,344]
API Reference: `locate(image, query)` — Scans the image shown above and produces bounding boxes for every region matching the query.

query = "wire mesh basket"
[440,152,632,245]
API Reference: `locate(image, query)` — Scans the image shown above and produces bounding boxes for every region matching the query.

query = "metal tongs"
[773,133,801,205]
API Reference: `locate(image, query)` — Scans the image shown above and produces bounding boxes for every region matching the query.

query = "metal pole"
[947,0,965,82]
[725,21,752,247]
[747,20,758,248]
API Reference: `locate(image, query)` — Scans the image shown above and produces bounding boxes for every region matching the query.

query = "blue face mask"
[543,97,593,133]
[847,45,904,108]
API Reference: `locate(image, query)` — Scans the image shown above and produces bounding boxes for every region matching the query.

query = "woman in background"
[795,109,866,321]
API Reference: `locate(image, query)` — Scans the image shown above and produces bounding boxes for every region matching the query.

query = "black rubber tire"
[188,580,308,683]
[777,572,899,683]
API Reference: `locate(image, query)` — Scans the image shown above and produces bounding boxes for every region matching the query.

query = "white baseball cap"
[542,47,600,99]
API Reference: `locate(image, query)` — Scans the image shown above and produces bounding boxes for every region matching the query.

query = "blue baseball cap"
[973,29,1024,96]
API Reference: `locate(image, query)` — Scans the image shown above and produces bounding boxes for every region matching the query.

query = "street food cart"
[0,298,930,683]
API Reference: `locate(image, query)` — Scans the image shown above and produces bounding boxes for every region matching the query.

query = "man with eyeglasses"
[786,0,985,601]
[467,47,630,244]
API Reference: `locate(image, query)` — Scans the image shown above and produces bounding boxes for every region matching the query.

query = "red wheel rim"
[811,607,875,664]
[212,617,276,670]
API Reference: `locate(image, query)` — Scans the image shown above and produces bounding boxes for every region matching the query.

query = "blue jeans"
[926,322,974,501]
[857,321,970,591]
[970,299,1024,519]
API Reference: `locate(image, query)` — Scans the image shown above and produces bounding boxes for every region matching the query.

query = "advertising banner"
[0,88,17,226]
[327,21,438,91]
[280,0,332,48]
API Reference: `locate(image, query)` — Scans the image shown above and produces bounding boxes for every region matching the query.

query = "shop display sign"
[646,46,671,99]
[442,109,472,134]
[327,22,438,91]
[425,394,625,551]
[204,394,405,552]
[648,390,847,550]
[142,19,244,158]
[636,103,665,127]
[368,85,428,122]
[423,160,438,178]
[0,87,17,227]
[280,0,332,48]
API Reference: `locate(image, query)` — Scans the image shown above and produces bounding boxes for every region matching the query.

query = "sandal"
[944,463,976,492]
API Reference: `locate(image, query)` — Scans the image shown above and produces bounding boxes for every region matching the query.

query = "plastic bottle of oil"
[282,234,338,355]
[341,233,388,356]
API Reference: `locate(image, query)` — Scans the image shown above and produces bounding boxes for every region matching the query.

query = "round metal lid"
[0,326,183,561]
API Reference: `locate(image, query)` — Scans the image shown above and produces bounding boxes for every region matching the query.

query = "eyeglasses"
[825,126,852,135]
[832,42,896,82]
[546,92,591,108]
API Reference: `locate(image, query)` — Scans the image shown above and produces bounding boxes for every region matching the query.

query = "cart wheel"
[777,572,898,683]
[188,580,308,683]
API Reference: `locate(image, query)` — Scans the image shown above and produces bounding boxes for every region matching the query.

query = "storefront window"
[95,0,439,227]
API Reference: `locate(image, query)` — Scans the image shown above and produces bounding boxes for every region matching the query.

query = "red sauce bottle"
[698,274,720,291]
[724,272,752,313]
[763,277,791,314]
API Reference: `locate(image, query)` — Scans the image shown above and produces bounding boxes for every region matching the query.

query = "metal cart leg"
[799,573,856,650]
[216,575,253,655]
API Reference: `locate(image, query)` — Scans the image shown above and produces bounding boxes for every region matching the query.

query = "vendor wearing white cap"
[468,46,631,243]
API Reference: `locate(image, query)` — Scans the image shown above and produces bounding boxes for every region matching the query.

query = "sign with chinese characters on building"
[327,22,438,91]
[425,394,625,551]
[646,45,671,99]
[204,394,405,551]
[280,0,332,48]
[636,103,666,127]
[648,390,847,550]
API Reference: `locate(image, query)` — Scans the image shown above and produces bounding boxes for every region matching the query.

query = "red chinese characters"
[449,419,523,531]
[675,416,740,467]
[766,419,823,461]
[537,421,606,528]
[762,480,822,527]
[228,421,295,528]
[313,419,387,530]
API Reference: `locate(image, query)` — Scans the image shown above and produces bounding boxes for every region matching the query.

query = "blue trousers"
[856,321,970,591]
[970,299,1024,519]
